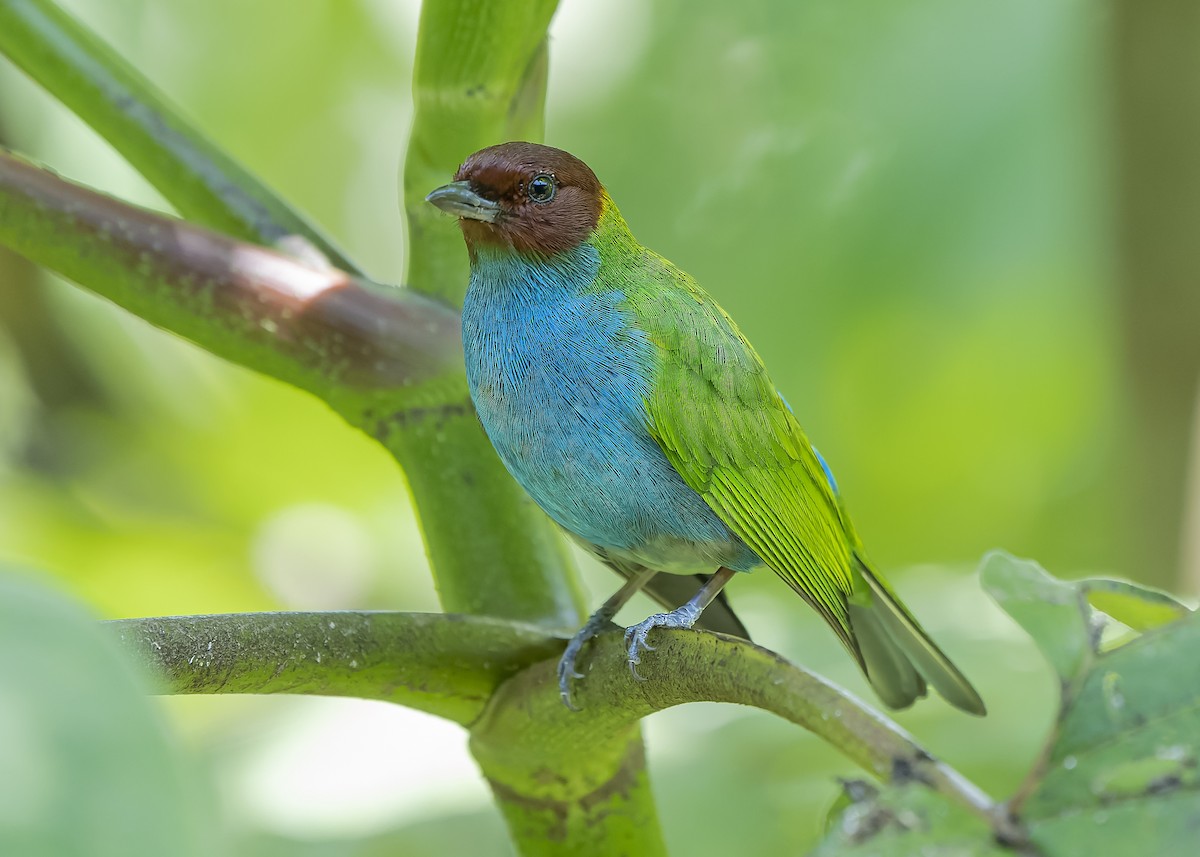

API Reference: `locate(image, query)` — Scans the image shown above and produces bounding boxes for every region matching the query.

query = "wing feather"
[627,252,859,654]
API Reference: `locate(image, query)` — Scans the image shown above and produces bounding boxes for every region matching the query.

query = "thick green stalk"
[106,612,564,726]
[404,0,557,305]
[0,0,359,271]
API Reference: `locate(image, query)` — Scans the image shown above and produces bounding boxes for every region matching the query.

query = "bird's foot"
[557,609,621,711]
[623,603,702,681]
[556,635,589,712]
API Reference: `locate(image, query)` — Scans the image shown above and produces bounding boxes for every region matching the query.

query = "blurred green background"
[1,0,1195,854]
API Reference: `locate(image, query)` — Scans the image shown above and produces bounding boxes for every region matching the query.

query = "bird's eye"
[527,174,556,204]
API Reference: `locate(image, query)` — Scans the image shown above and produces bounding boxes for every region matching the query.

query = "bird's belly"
[463,288,758,574]
[476,379,754,573]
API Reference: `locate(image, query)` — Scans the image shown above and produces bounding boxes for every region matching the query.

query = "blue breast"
[461,244,758,572]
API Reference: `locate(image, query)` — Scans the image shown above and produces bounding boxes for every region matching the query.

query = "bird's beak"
[425,181,501,223]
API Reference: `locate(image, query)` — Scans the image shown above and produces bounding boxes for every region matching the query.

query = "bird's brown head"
[426,142,604,257]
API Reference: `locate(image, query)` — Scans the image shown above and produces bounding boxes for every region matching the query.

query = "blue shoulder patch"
[812,446,839,496]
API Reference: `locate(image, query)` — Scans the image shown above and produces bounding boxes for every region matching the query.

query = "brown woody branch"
[0,150,462,399]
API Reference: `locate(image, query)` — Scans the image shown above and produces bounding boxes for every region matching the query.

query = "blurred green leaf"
[1080,578,1193,632]
[979,550,1092,682]
[1021,609,1200,854]
[0,567,210,857]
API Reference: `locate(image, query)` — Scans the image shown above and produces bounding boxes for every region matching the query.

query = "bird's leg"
[558,565,658,710]
[625,566,738,680]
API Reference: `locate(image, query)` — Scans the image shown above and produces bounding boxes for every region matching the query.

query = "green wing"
[619,247,986,715]
[626,251,861,659]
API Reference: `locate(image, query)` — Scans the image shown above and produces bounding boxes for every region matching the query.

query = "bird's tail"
[846,556,986,716]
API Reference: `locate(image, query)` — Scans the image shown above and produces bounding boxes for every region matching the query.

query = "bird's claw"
[623,607,697,679]
[557,643,586,708]
[558,617,610,709]
[560,603,701,702]
[624,622,655,677]
[628,656,647,682]
[559,688,582,712]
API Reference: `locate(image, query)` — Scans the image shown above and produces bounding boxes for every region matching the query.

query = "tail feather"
[849,558,987,716]
[847,601,927,709]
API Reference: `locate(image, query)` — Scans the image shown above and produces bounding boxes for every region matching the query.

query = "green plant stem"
[107,610,1003,846]
[403,0,558,305]
[106,612,564,726]
[473,630,998,829]
[0,0,359,271]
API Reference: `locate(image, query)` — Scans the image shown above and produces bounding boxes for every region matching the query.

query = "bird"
[426,142,985,716]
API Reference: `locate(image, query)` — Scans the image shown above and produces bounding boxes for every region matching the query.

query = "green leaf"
[989,558,1200,853]
[0,568,210,857]
[1080,578,1193,632]
[816,557,1200,855]
[1021,609,1200,854]
[979,550,1092,682]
